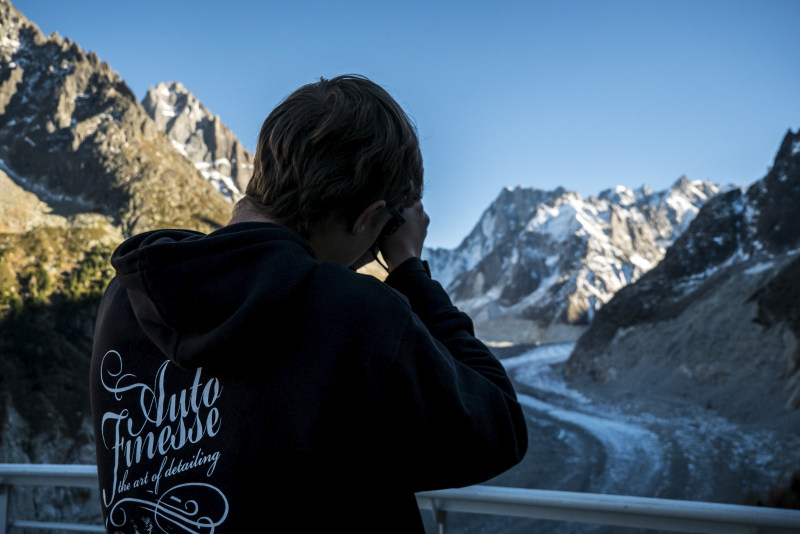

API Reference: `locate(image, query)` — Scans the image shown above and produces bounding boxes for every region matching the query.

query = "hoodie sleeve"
[381,257,529,491]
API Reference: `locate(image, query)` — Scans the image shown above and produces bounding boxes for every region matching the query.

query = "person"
[90,74,528,533]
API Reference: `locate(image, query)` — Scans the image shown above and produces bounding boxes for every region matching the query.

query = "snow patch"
[196,163,241,202]
[744,262,773,275]
[158,101,176,118]
[170,139,187,156]
[1,36,21,52]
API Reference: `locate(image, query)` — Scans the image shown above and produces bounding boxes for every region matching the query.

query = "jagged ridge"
[425,177,720,344]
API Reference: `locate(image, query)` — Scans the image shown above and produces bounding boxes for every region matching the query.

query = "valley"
[423,343,800,533]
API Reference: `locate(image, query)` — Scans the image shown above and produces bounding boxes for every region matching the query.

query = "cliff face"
[566,129,800,426]
[141,81,254,201]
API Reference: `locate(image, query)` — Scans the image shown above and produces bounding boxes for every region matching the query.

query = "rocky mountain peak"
[0,1,231,236]
[425,176,720,345]
[746,129,800,254]
[141,81,253,201]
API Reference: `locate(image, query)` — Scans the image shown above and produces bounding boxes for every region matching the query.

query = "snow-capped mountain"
[425,177,721,344]
[566,128,800,425]
[142,81,253,201]
[2,0,799,523]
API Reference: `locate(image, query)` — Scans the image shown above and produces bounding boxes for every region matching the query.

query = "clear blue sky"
[13,0,800,248]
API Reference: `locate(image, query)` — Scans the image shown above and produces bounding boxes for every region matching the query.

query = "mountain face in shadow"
[566,129,800,427]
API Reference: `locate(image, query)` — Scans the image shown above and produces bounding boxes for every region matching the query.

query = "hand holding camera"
[378,200,429,272]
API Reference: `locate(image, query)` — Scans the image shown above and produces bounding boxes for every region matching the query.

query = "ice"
[502,343,588,404]
[504,343,666,492]
[502,342,800,502]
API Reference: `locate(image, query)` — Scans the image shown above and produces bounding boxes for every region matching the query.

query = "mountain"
[2,0,799,523]
[141,81,253,201]
[0,3,231,236]
[425,177,721,345]
[0,0,235,471]
[0,0,246,524]
[565,128,800,427]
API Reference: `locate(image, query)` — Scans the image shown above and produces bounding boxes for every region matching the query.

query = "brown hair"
[240,74,424,238]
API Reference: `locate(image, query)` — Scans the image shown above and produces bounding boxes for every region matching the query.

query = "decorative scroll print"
[99,350,228,533]
[108,483,228,534]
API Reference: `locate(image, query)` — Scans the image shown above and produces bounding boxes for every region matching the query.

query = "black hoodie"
[90,221,528,533]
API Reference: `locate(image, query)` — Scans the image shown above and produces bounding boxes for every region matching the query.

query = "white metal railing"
[2,464,800,533]
[0,464,104,534]
[416,485,800,533]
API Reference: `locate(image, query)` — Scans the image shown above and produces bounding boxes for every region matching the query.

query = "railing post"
[428,498,447,534]
[0,482,8,534]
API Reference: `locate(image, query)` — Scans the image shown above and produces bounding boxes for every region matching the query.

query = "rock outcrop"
[142,81,253,201]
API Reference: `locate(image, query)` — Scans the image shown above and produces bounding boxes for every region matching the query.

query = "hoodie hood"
[110,222,318,368]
